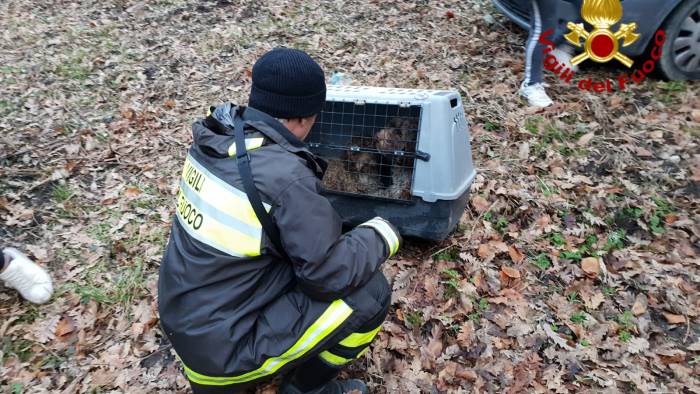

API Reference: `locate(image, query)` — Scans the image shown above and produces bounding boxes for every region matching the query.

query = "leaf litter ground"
[0,1,698,393]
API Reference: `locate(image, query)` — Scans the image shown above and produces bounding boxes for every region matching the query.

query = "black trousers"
[189,271,391,394]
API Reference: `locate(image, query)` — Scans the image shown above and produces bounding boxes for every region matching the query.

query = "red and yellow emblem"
[565,0,640,67]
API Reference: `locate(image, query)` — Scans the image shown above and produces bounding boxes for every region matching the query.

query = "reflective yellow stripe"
[177,155,271,257]
[360,218,400,256]
[338,325,382,348]
[182,155,267,227]
[176,189,261,257]
[182,299,353,386]
[319,351,352,366]
[227,137,266,157]
[319,347,371,367]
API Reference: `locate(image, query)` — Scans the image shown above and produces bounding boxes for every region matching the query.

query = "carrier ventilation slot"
[307,101,422,201]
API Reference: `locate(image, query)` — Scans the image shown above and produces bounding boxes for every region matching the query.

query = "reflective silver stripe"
[180,179,261,239]
[185,153,270,211]
[360,218,399,256]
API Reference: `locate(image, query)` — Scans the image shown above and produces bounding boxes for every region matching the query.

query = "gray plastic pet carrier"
[307,86,476,240]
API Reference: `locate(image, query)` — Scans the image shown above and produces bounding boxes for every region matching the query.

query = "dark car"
[492,0,700,80]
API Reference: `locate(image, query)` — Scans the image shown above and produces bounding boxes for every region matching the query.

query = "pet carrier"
[307,86,476,240]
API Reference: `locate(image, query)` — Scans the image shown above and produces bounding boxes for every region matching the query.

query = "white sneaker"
[519,82,553,108]
[1,247,53,304]
[553,45,579,72]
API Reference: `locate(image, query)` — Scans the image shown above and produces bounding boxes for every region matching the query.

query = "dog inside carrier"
[308,86,476,240]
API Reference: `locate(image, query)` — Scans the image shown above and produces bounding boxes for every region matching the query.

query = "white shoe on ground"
[519,82,553,108]
[1,247,53,304]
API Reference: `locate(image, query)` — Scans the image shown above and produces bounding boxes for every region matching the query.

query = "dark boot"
[278,379,368,394]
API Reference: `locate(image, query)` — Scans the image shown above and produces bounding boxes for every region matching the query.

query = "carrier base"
[323,189,469,241]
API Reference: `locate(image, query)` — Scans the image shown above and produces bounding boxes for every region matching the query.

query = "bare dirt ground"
[1,1,698,393]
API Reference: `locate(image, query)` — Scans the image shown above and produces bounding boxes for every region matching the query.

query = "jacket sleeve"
[272,175,401,301]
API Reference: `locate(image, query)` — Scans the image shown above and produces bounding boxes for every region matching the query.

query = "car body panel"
[492,0,684,56]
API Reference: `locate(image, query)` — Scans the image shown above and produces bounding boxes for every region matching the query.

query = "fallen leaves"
[662,313,686,325]
[1,0,698,393]
[577,132,595,146]
[500,266,521,279]
[55,316,76,337]
[471,195,490,213]
[581,257,601,277]
[632,294,648,316]
[508,245,524,263]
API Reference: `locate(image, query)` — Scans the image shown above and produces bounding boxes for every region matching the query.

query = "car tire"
[658,0,700,80]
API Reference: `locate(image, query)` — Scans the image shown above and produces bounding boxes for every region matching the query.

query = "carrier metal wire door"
[308,101,423,201]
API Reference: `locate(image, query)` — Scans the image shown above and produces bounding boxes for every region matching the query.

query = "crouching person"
[158,48,401,394]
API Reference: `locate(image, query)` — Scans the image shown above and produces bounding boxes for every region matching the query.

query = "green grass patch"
[484,211,508,233]
[531,253,551,270]
[467,297,489,322]
[55,51,92,81]
[649,196,674,234]
[561,250,583,261]
[537,178,559,197]
[484,120,500,131]
[658,80,686,93]
[1,337,35,363]
[549,233,566,247]
[64,260,146,307]
[621,207,643,220]
[525,116,542,134]
[441,268,460,299]
[602,286,616,296]
[0,100,15,116]
[619,330,632,342]
[88,222,111,243]
[567,291,581,304]
[434,247,460,261]
[569,311,587,324]
[604,229,626,252]
[405,310,423,329]
[51,184,74,203]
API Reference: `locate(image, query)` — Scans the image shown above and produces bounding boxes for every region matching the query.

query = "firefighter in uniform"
[158,48,401,394]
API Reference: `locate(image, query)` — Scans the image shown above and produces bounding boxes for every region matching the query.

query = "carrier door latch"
[415,150,430,161]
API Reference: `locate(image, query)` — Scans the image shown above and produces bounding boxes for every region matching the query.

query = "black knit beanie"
[248,48,326,119]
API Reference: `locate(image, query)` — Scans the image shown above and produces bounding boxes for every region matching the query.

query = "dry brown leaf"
[518,142,529,160]
[632,294,648,316]
[477,243,492,259]
[663,313,686,325]
[577,132,595,146]
[471,195,490,213]
[581,257,600,277]
[55,316,76,337]
[501,266,521,279]
[508,245,524,263]
[124,186,141,197]
[691,109,700,123]
[32,315,59,344]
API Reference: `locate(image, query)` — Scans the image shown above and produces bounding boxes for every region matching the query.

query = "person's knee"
[365,270,391,309]
[350,271,391,331]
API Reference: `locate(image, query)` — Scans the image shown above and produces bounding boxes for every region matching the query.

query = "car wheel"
[658,0,700,80]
